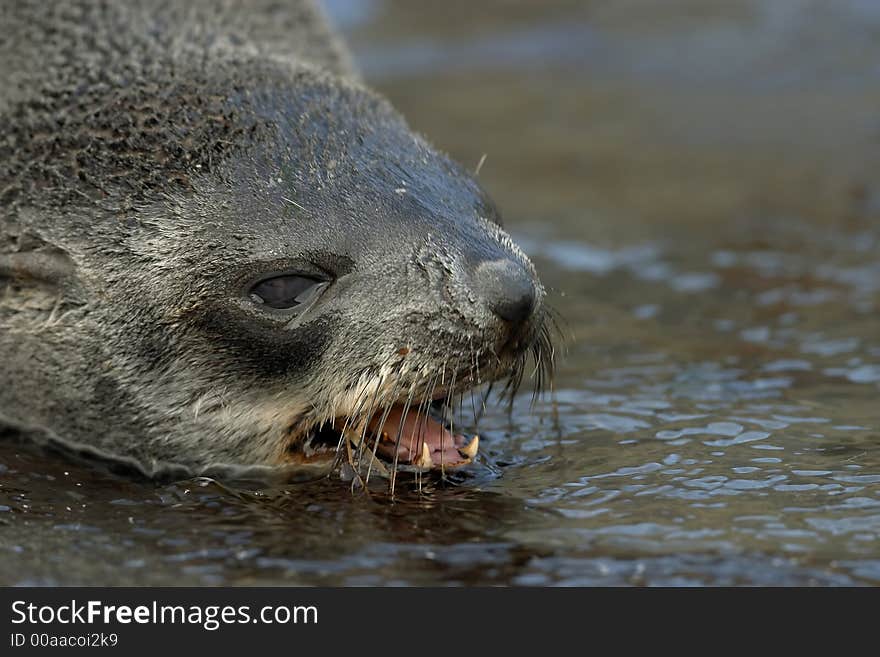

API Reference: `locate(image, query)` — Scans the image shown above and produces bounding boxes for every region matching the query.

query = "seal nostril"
[473,258,537,325]
[494,292,535,324]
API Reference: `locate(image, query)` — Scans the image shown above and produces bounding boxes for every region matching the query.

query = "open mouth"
[285,312,554,478]
[300,402,479,473]
[365,405,479,470]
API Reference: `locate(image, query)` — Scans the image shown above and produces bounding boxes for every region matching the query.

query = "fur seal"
[0,0,553,480]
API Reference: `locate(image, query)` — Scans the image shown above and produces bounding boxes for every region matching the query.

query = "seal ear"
[0,247,76,286]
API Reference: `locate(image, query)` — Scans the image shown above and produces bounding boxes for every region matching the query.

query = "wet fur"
[0,0,552,477]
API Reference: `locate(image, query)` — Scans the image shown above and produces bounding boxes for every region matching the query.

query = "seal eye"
[249,274,327,310]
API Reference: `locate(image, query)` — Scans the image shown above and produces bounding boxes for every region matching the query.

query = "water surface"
[2,0,880,586]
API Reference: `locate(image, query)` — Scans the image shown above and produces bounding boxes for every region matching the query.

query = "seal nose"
[472,258,537,325]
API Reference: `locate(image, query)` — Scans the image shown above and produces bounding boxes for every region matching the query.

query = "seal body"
[0,0,550,475]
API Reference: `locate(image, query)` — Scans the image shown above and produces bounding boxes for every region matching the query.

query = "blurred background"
[329,0,880,242]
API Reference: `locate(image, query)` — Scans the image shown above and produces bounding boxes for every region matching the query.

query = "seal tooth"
[460,435,479,460]
[415,442,433,469]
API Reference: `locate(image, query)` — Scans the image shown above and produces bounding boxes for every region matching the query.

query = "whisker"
[354,372,388,469]
[475,382,493,427]
[389,385,417,497]
[364,367,404,485]
[437,365,457,477]
[414,372,440,493]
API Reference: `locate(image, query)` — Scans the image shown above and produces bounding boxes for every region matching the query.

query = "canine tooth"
[415,442,433,469]
[460,435,479,459]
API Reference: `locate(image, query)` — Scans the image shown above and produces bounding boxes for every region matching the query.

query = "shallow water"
[3,0,880,585]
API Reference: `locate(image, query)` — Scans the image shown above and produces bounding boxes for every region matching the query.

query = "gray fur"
[0,0,546,475]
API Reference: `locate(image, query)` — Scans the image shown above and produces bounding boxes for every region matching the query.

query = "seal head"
[0,0,552,477]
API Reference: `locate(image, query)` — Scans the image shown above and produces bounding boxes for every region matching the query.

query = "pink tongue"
[367,405,471,467]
